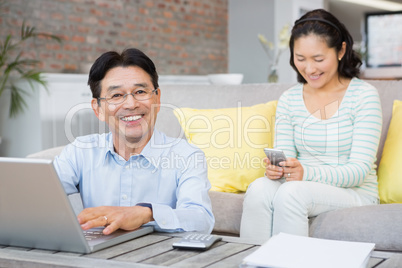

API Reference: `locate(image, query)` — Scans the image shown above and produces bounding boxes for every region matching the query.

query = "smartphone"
[263,148,287,166]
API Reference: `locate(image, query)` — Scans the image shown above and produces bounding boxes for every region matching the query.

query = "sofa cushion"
[174,101,277,193]
[209,191,243,235]
[377,100,402,203]
[309,204,402,251]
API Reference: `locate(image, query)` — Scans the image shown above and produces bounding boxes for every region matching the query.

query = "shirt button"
[122,194,128,200]
[125,165,130,169]
[161,220,166,225]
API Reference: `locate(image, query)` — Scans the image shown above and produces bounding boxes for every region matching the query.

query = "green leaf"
[21,21,36,40]
[9,84,28,118]
[0,35,12,67]
[20,20,62,44]
[39,33,62,43]
[5,70,48,117]
[23,70,48,90]
[0,71,10,96]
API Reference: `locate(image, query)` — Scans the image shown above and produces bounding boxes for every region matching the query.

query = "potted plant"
[0,1,61,118]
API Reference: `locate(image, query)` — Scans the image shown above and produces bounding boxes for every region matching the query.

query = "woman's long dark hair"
[289,9,362,83]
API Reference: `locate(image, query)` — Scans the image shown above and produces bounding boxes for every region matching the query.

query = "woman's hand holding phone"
[263,148,304,181]
[263,148,286,180]
[263,157,285,180]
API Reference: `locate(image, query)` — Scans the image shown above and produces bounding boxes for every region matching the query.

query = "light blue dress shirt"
[54,129,214,233]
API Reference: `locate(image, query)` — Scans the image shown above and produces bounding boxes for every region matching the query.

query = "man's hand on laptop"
[78,206,154,235]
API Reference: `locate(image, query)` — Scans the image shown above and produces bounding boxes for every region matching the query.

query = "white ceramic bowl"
[208,73,244,85]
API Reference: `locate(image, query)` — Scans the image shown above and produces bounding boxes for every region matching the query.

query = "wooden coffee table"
[0,233,400,267]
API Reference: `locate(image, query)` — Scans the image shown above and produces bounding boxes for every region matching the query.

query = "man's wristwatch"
[136,203,153,211]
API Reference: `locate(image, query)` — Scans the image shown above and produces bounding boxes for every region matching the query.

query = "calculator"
[172,233,222,250]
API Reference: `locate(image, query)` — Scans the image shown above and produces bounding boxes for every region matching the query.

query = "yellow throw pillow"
[378,100,402,203]
[173,101,277,193]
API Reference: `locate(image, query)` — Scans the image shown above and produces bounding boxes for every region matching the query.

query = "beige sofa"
[28,80,402,251]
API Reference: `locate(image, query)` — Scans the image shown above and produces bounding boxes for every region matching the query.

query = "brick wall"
[0,0,228,75]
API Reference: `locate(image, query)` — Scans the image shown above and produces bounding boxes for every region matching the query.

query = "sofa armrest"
[310,204,402,251]
[26,146,65,160]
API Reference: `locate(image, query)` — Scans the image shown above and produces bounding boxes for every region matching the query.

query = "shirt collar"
[102,133,118,165]
[140,129,167,168]
[102,129,166,167]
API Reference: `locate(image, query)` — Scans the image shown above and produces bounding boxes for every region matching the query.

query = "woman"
[240,9,382,241]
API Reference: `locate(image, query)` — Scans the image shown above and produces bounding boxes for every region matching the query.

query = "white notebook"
[242,232,375,268]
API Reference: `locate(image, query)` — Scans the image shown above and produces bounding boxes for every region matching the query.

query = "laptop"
[0,157,154,253]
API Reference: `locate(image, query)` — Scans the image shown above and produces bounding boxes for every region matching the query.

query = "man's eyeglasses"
[98,88,158,105]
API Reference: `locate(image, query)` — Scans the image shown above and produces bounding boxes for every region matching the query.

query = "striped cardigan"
[275,77,382,198]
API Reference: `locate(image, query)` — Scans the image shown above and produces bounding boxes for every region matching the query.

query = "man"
[54,48,214,235]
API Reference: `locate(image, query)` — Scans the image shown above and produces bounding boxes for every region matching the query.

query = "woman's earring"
[339,58,342,61]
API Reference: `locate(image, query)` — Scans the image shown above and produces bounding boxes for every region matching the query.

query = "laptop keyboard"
[83,230,105,241]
